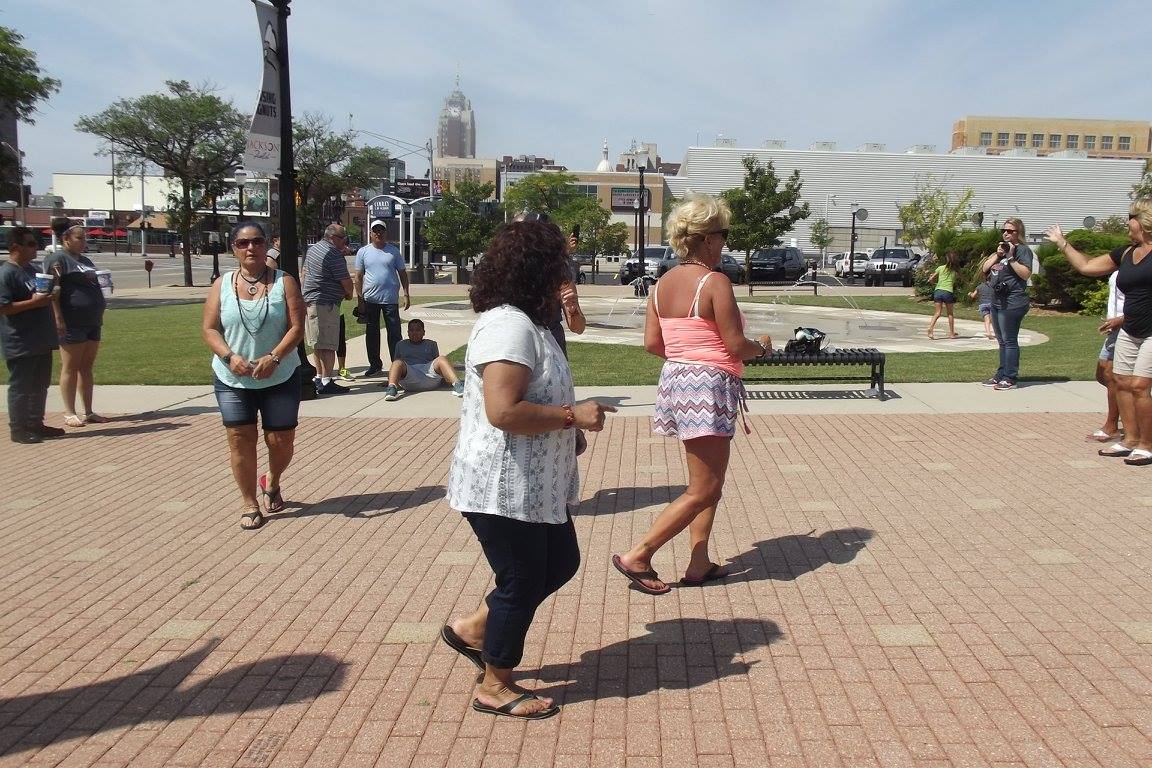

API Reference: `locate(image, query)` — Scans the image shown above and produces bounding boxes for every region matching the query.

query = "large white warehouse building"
[666,145,1146,253]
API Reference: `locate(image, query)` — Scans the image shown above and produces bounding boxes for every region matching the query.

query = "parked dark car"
[656,251,746,284]
[748,246,805,282]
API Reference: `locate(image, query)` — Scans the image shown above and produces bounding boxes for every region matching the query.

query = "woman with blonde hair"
[979,217,1034,390]
[1048,201,1152,465]
[612,193,772,594]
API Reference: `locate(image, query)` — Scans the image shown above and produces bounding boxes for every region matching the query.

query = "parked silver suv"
[863,248,922,286]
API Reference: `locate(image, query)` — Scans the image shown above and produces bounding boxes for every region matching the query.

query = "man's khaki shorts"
[306,303,342,350]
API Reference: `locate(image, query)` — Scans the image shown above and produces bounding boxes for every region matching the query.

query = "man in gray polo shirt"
[302,223,353,395]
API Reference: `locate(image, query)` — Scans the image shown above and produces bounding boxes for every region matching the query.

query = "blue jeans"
[465,511,580,668]
[362,302,401,369]
[991,304,1029,382]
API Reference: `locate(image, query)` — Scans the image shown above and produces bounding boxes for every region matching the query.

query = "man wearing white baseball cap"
[354,219,410,377]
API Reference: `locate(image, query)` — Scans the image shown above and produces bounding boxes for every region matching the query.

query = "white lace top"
[447,304,578,524]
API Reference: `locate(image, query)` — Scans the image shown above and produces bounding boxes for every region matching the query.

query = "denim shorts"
[1099,328,1120,362]
[62,325,101,345]
[213,371,301,431]
[932,290,955,304]
[978,303,993,317]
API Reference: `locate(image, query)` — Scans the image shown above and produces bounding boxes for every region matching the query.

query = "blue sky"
[5,0,1149,195]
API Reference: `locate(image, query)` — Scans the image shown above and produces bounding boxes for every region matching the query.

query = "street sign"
[87,210,110,220]
[368,199,396,219]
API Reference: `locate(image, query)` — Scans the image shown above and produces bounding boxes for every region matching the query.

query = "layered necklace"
[238,266,267,296]
[234,268,270,337]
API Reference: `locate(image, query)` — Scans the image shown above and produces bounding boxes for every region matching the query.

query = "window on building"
[979,132,992,146]
[1048,134,1061,149]
[1032,134,1044,148]
[1066,135,1079,150]
[1084,135,1096,150]
[1014,133,1027,147]
[570,184,598,197]
[1101,136,1114,150]
[997,132,1009,147]
[1119,136,1132,151]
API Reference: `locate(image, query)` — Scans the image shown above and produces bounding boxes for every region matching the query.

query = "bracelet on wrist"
[561,404,575,429]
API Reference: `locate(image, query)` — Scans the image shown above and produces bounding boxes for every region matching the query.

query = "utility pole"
[110,144,118,256]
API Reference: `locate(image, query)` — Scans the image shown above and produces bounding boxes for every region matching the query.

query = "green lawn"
[2,294,1103,386]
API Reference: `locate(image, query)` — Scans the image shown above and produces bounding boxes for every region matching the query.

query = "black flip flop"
[679,563,729,587]
[441,625,484,671]
[239,508,264,530]
[611,554,671,595]
[1099,445,1133,457]
[1124,452,1152,466]
[472,692,559,720]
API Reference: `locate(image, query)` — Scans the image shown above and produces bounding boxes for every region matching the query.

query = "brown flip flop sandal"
[611,554,671,595]
[679,563,730,587]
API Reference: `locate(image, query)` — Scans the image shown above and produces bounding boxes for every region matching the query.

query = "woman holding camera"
[1047,201,1152,465]
[979,218,1034,390]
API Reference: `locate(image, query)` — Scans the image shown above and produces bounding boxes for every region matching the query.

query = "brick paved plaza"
[1,409,1150,767]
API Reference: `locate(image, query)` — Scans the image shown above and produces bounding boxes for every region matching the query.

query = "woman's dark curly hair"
[470,219,567,326]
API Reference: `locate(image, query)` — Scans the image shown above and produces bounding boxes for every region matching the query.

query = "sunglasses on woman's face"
[1001,228,1016,234]
[233,237,266,248]
[706,229,730,240]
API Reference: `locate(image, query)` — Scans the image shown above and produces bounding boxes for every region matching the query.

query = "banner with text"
[243,1,281,174]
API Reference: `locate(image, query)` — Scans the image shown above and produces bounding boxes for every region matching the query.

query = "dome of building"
[595,139,611,172]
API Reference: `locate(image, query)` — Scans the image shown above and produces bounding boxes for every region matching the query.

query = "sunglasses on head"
[233,236,266,248]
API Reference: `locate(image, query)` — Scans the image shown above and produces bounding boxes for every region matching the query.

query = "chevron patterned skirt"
[653,361,743,440]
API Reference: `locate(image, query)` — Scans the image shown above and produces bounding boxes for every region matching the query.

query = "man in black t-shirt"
[0,226,63,443]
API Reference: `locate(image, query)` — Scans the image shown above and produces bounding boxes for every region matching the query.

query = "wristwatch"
[220,352,233,366]
[270,353,281,365]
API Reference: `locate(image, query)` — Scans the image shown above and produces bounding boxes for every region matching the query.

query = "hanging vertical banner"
[243,0,281,174]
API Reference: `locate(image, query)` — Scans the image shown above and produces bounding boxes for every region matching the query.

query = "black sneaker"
[34,424,66,438]
[980,377,999,387]
[10,429,43,444]
[318,380,348,395]
[362,366,384,378]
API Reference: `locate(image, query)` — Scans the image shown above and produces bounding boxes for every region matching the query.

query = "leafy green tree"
[809,217,833,257]
[720,155,810,279]
[0,27,61,122]
[424,180,500,263]
[76,80,246,286]
[293,112,389,242]
[503,171,629,257]
[896,173,975,250]
[0,26,61,202]
[1096,215,1130,235]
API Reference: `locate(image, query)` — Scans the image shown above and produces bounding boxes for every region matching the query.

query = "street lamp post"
[234,167,248,219]
[849,202,869,285]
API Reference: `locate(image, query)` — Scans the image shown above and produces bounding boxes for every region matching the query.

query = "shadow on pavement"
[0,639,347,755]
[531,618,782,705]
[575,485,686,516]
[277,485,445,520]
[726,527,875,582]
[62,421,191,438]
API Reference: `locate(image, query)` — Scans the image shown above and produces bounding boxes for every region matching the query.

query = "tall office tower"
[436,77,476,158]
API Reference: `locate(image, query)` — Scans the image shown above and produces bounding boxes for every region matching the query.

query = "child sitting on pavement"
[381,318,464,400]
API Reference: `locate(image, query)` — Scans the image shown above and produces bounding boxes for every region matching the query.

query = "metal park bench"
[743,348,888,401]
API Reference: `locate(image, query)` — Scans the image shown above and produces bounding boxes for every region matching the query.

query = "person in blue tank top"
[202,222,305,530]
